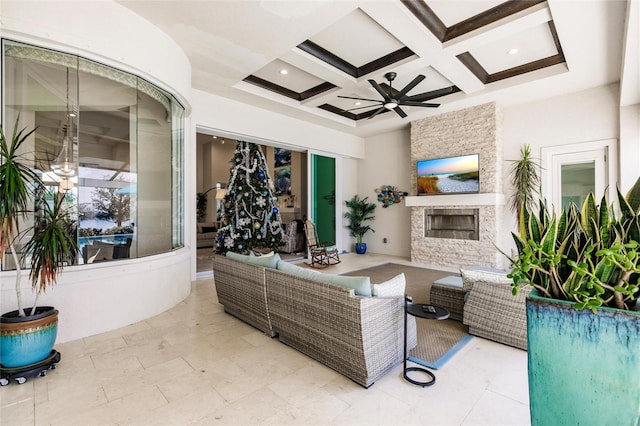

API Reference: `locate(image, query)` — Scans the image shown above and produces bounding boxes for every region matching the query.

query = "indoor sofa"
[212,252,416,388]
[197,222,218,248]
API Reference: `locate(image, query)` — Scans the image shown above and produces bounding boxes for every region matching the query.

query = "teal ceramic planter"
[0,307,58,368]
[526,290,640,426]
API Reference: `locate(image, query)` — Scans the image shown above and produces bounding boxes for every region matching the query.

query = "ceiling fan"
[338,72,452,119]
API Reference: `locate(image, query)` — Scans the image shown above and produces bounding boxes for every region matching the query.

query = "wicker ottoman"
[430,276,465,321]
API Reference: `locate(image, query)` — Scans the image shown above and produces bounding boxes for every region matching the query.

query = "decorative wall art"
[274,148,291,167]
[274,148,292,196]
[375,185,408,207]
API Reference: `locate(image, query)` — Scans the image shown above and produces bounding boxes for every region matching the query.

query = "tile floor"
[1,253,530,425]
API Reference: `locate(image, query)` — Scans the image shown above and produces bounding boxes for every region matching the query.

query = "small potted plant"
[0,117,78,370]
[505,177,640,425]
[344,195,376,254]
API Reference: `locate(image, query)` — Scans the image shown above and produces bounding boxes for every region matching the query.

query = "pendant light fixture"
[52,67,77,178]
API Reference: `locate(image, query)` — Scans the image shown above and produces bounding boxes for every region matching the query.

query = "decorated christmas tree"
[216,141,285,254]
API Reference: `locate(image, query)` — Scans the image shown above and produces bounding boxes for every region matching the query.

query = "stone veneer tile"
[410,103,506,269]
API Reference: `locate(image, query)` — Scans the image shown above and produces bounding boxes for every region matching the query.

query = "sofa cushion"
[276,259,320,280]
[372,273,406,297]
[460,266,511,292]
[433,275,463,289]
[226,251,280,269]
[324,274,372,297]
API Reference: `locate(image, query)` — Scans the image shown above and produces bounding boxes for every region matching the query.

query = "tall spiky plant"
[0,117,40,317]
[0,117,78,317]
[507,177,640,313]
[509,144,540,220]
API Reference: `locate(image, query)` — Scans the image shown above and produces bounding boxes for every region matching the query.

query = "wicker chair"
[461,267,530,350]
[303,219,340,268]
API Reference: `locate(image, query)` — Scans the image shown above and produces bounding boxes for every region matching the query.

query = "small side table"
[404,297,449,387]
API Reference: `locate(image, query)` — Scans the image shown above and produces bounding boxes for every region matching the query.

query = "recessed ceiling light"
[355,102,361,106]
[280,69,288,75]
[508,48,519,55]
[212,135,217,139]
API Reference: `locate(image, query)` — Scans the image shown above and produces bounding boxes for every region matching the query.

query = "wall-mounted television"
[417,154,480,195]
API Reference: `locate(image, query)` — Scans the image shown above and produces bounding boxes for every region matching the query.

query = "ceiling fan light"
[384,101,398,110]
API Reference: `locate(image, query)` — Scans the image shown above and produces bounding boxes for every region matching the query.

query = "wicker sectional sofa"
[213,253,416,388]
[213,254,276,336]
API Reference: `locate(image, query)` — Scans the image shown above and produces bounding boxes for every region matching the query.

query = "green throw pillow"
[324,274,372,297]
[276,260,320,280]
[226,251,280,269]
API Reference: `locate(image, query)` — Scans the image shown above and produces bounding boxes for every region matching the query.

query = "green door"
[311,154,336,243]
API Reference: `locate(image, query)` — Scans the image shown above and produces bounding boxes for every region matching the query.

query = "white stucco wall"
[357,128,412,257]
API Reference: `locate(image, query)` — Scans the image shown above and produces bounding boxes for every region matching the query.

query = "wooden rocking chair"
[304,219,341,268]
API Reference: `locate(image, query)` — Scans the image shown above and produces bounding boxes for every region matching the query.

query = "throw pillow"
[371,273,406,297]
[323,274,372,297]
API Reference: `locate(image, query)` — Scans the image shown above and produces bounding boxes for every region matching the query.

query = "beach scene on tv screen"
[417,154,479,194]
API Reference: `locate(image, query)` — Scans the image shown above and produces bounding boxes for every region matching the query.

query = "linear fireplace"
[424,208,479,240]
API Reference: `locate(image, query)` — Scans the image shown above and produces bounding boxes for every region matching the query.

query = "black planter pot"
[1,306,59,368]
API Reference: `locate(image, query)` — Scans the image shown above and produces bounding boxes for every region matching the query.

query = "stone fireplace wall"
[410,103,506,269]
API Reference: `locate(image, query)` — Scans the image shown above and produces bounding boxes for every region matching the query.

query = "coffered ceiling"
[117,0,633,137]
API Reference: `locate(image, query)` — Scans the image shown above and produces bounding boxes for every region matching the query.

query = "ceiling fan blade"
[396,75,425,100]
[368,79,392,102]
[367,106,387,120]
[406,86,454,102]
[401,101,440,108]
[344,104,382,112]
[338,95,383,103]
[394,106,408,118]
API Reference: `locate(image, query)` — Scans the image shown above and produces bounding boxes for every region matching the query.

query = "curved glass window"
[1,39,184,269]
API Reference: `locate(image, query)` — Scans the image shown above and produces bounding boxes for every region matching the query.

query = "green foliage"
[23,194,78,294]
[509,144,540,221]
[92,187,130,227]
[1,117,77,316]
[196,192,207,222]
[0,116,39,256]
[344,195,376,244]
[508,177,640,312]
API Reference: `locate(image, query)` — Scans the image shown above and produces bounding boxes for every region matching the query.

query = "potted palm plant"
[0,117,77,370]
[344,195,376,254]
[506,177,640,425]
